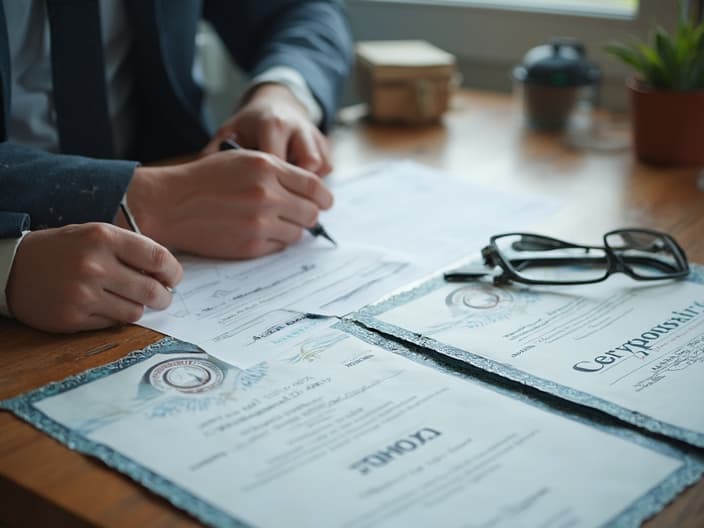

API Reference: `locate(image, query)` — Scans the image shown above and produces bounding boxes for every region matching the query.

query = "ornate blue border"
[353,265,704,449]
[0,338,249,528]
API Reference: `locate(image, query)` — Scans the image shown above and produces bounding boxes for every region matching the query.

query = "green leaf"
[686,60,704,89]
[605,3,704,90]
[639,43,671,88]
[695,22,704,54]
[605,42,647,71]
[684,22,704,88]
[655,27,679,82]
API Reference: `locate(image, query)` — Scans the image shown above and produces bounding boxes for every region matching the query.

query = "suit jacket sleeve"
[0,141,137,233]
[203,0,353,132]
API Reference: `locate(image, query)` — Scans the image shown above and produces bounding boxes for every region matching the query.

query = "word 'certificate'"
[361,270,704,446]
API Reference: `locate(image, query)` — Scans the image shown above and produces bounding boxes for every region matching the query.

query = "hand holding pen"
[219,138,337,247]
[121,139,334,259]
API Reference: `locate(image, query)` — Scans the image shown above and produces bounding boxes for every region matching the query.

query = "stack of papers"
[140,160,555,368]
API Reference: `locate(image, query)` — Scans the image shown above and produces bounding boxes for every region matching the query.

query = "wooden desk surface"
[1,90,703,527]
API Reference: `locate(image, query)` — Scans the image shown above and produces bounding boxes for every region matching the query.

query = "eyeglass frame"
[444,228,690,286]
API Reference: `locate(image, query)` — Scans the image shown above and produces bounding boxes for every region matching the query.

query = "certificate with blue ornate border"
[355,263,704,448]
[1,319,701,527]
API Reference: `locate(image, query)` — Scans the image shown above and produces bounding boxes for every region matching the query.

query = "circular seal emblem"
[445,283,514,311]
[147,358,225,395]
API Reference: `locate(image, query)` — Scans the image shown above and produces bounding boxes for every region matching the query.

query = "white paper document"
[32,320,686,528]
[141,243,414,368]
[321,160,555,272]
[140,161,555,368]
[372,274,704,444]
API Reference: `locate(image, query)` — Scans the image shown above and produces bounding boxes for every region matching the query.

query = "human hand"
[127,149,333,259]
[201,83,332,176]
[6,223,182,333]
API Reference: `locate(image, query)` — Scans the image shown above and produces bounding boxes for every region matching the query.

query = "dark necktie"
[46,0,114,158]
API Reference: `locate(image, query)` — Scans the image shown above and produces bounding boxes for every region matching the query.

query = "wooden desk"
[1,90,703,527]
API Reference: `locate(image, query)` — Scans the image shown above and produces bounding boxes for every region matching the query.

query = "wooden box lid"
[356,40,456,81]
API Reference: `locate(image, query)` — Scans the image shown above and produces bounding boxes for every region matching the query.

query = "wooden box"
[356,40,456,124]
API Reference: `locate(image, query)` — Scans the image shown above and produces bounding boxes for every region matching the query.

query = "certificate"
[3,320,698,527]
[138,160,554,369]
[357,266,704,447]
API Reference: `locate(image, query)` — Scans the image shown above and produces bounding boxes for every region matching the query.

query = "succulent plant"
[606,0,704,90]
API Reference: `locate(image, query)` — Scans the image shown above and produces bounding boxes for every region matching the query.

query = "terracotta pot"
[628,78,704,166]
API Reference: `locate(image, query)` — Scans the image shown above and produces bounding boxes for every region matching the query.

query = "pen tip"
[309,223,337,247]
[320,230,337,247]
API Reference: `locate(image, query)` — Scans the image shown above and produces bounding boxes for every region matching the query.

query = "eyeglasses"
[444,228,690,286]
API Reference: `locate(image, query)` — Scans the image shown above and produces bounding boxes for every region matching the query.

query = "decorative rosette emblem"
[445,284,514,312]
[145,357,226,395]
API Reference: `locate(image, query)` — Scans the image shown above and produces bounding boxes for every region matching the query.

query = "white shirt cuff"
[247,66,323,126]
[0,231,30,318]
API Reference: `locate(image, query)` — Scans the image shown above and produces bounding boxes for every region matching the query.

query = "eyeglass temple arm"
[509,255,682,272]
[508,235,605,252]
[444,268,493,282]
[509,235,567,251]
[443,245,509,282]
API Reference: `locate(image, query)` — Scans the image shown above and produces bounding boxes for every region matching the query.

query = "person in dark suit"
[0,0,352,332]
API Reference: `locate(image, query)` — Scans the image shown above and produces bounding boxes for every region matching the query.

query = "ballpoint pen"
[119,196,141,235]
[119,197,175,293]
[219,138,338,247]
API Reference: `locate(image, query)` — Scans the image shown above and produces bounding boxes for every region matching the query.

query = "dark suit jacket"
[0,0,352,237]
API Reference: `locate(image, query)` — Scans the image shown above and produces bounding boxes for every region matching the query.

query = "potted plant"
[606,1,704,166]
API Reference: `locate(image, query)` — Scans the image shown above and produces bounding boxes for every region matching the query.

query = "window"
[347,0,675,109]
[388,1,639,18]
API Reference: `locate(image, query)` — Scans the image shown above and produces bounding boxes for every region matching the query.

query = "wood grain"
[1,90,702,526]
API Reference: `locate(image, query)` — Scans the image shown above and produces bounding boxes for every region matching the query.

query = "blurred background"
[195,0,675,125]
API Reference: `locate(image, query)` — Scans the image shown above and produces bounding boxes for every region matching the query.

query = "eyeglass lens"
[604,230,683,278]
[494,234,609,284]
